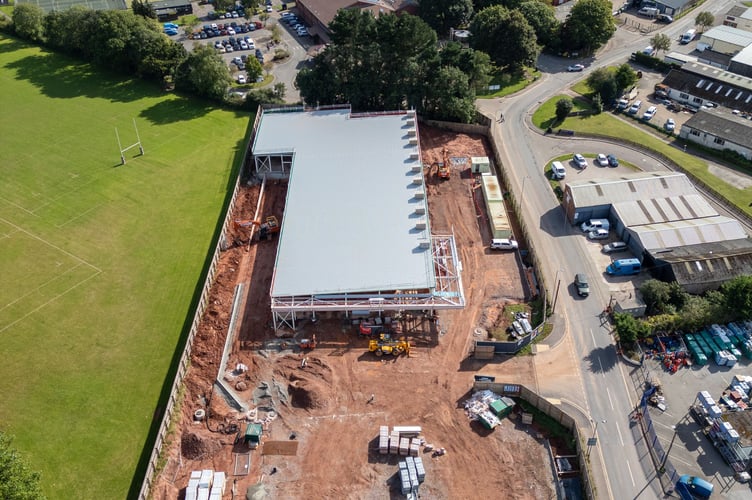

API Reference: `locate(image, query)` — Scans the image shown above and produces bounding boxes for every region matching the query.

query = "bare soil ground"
[151,126,554,500]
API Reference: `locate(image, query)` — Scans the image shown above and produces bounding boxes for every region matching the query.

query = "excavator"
[233,216,280,240]
[368,333,410,357]
[436,147,450,180]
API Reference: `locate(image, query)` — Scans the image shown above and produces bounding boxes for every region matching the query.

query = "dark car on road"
[575,273,590,297]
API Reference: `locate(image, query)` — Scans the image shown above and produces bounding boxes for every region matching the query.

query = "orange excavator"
[437,147,450,180]
[233,216,280,240]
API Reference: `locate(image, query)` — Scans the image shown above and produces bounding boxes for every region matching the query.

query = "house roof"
[700,25,752,48]
[653,239,752,286]
[252,108,436,298]
[662,67,752,113]
[566,172,697,209]
[681,108,752,147]
[725,5,748,19]
[656,0,692,10]
[298,0,416,29]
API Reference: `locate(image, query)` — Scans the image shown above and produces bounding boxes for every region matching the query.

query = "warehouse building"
[661,63,752,114]
[680,109,752,159]
[250,106,465,329]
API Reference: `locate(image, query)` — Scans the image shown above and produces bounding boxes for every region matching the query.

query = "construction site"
[151,107,560,499]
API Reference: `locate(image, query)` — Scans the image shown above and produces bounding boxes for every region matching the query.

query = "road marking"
[607,387,615,410]
[598,357,606,377]
[615,420,624,445]
[590,328,597,346]
[626,461,635,486]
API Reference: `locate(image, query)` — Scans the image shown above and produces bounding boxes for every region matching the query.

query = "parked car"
[642,106,657,120]
[596,153,609,167]
[602,241,628,254]
[574,273,590,297]
[657,13,673,23]
[572,153,587,169]
[606,154,619,167]
[628,100,642,115]
[588,229,610,240]
[266,5,273,12]
[490,238,519,251]
[551,161,566,180]
[664,118,676,132]
[237,74,246,84]
[567,64,585,72]
[617,98,629,110]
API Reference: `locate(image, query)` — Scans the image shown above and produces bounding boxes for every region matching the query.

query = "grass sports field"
[0,35,250,498]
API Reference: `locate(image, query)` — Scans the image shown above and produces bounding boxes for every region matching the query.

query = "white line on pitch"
[626,461,635,486]
[607,387,615,410]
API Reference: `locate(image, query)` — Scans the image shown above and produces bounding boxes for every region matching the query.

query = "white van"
[680,29,696,44]
[580,218,611,233]
[551,161,566,180]
[638,7,659,17]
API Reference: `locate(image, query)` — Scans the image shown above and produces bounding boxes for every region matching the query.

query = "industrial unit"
[250,106,465,329]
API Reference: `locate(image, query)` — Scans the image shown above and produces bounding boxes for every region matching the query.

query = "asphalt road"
[480,2,742,497]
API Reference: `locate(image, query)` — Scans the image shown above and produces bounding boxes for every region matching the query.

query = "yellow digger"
[368,334,410,357]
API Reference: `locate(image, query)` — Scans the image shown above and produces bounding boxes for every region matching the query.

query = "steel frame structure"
[271,232,465,330]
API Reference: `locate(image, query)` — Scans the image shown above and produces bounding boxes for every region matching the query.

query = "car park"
[602,241,628,254]
[490,238,519,251]
[567,64,585,72]
[628,100,642,115]
[596,153,608,167]
[588,228,610,240]
[551,161,566,180]
[574,274,590,297]
[606,154,619,167]
[664,118,675,132]
[572,153,587,169]
[642,106,657,120]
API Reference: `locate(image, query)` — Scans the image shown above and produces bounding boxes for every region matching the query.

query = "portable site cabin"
[471,156,491,174]
[245,423,263,448]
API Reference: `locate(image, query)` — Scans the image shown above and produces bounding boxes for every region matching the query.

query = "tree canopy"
[0,432,46,500]
[649,33,671,54]
[561,0,616,54]
[296,10,486,122]
[176,45,233,101]
[695,11,714,32]
[469,5,539,71]
[517,1,560,49]
[12,4,46,43]
[418,0,474,36]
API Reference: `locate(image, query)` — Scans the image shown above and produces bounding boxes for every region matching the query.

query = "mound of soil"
[288,379,328,410]
[180,431,223,460]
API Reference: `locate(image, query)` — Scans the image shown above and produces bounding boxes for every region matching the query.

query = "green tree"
[131,0,155,19]
[439,42,493,91]
[555,97,572,121]
[561,0,615,54]
[720,275,752,319]
[12,4,46,43]
[592,93,603,114]
[0,432,46,500]
[613,312,645,344]
[677,295,713,332]
[518,1,560,49]
[695,11,714,33]
[649,33,671,55]
[422,65,476,122]
[245,55,264,82]
[586,67,617,103]
[640,279,672,315]
[469,5,539,71]
[418,0,474,36]
[614,63,638,94]
[175,44,232,101]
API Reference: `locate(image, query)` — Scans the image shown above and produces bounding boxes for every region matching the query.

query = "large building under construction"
[250,106,465,329]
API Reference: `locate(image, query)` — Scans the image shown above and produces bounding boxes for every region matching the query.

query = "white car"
[240,41,248,50]
[602,241,628,254]
[567,64,585,72]
[596,154,608,167]
[551,161,566,180]
[237,74,246,84]
[266,5,273,12]
[588,229,610,240]
[664,118,675,132]
[642,106,657,120]
[490,238,519,251]
[227,28,236,36]
[572,153,587,169]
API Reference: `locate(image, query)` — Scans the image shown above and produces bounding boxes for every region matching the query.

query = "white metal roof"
[700,25,752,47]
[628,216,748,250]
[611,194,717,227]
[254,108,435,297]
[567,172,696,209]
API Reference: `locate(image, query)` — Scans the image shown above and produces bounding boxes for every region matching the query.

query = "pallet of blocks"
[398,461,411,495]
[378,426,389,454]
[414,456,426,482]
[389,431,399,455]
[399,437,410,456]
[409,438,420,456]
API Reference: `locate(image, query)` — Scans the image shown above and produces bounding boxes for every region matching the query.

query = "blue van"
[606,258,641,276]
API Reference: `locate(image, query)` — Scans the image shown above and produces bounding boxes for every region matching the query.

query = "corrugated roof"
[253,109,435,297]
[682,109,752,147]
[628,216,748,250]
[612,194,717,226]
[663,67,752,113]
[731,44,752,66]
[654,239,752,286]
[566,172,695,209]
[700,25,752,49]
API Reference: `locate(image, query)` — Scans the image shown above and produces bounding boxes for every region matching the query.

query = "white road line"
[615,421,624,445]
[590,328,597,346]
[598,357,606,377]
[626,461,636,486]
[607,387,615,410]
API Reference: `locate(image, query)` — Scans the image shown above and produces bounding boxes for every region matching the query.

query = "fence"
[473,382,596,500]
[137,130,254,500]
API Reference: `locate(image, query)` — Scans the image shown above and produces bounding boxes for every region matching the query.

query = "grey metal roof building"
[662,65,752,114]
[251,106,464,329]
[679,109,752,159]
[611,193,718,227]
[625,216,748,251]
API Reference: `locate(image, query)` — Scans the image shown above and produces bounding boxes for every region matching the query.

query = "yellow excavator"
[368,333,410,357]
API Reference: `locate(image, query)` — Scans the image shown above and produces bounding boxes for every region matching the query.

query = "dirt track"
[151,126,554,499]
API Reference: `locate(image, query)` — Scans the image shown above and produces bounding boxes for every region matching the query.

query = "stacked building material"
[389,430,399,455]
[409,438,420,456]
[398,461,411,495]
[399,437,410,456]
[379,426,389,454]
[414,456,426,482]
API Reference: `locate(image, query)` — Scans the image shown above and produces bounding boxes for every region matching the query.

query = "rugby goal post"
[115,119,145,165]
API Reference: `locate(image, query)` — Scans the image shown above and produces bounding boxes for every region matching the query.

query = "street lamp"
[660,425,678,470]
[552,269,564,314]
